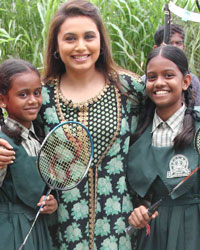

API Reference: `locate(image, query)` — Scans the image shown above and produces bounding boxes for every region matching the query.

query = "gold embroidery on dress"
[54,79,122,250]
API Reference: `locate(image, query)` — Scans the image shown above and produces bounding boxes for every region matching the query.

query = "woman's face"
[146,55,190,117]
[57,15,101,74]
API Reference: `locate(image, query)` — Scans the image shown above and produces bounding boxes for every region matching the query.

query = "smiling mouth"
[72,55,89,61]
[154,90,169,95]
[25,107,39,112]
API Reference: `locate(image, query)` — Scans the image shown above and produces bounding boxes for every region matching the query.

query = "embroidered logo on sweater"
[167,154,191,178]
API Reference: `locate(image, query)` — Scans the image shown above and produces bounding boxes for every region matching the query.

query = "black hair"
[154,24,185,46]
[131,45,196,151]
[0,58,44,144]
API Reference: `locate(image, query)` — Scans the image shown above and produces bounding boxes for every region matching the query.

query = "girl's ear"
[182,74,191,91]
[0,95,6,109]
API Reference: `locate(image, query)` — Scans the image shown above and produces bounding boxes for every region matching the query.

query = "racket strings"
[38,124,91,190]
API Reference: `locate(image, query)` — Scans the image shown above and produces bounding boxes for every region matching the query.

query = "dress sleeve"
[119,71,146,106]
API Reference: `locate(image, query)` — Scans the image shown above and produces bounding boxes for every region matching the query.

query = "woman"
[0,0,145,249]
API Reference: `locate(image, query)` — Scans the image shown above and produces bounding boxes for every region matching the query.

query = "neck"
[156,104,182,121]
[59,69,106,103]
[63,68,103,86]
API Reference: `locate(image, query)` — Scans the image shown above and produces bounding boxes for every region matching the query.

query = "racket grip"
[18,245,24,250]
[125,224,136,236]
[147,198,162,216]
[125,198,163,236]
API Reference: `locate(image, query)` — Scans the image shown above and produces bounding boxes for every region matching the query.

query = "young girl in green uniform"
[127,45,200,250]
[0,59,58,250]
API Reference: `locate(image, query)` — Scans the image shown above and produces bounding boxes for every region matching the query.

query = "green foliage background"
[0,0,199,76]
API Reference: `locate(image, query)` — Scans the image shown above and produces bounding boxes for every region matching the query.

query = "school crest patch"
[167,154,191,178]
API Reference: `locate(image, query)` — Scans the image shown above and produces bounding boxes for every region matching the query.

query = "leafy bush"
[0,0,199,76]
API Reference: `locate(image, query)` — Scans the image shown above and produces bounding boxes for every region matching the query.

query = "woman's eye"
[65,36,76,42]
[85,34,95,40]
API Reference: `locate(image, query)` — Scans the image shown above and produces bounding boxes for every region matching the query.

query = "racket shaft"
[18,188,52,250]
[125,199,162,236]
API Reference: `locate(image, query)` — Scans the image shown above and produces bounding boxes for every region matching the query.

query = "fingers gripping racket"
[126,128,200,236]
[19,121,93,250]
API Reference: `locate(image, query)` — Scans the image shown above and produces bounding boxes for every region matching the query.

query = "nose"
[28,95,37,104]
[75,38,86,52]
[154,75,165,87]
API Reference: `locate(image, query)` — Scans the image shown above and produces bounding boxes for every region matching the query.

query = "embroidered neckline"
[54,78,110,109]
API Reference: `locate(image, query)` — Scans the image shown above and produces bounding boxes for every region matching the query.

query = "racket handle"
[125,224,136,236]
[147,198,162,216]
[125,198,163,236]
[18,244,24,250]
[18,188,52,250]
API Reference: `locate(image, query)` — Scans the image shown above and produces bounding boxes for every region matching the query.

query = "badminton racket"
[19,121,93,250]
[125,125,200,238]
[125,165,200,236]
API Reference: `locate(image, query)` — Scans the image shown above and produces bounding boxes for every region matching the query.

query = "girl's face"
[146,55,190,118]
[0,71,42,128]
[57,15,101,75]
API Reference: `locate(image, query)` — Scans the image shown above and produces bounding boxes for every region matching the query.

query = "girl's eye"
[147,75,156,81]
[165,73,174,78]
[19,92,27,98]
[34,89,41,96]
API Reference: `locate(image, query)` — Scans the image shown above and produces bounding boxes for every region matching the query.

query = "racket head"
[194,127,200,155]
[37,121,93,191]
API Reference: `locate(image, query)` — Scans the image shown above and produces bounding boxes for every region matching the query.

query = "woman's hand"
[37,194,58,214]
[0,139,15,168]
[128,205,158,229]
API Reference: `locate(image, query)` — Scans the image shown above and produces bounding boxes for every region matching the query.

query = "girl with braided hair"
[0,59,58,250]
[127,45,200,250]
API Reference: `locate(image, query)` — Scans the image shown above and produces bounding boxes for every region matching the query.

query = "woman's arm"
[0,138,15,167]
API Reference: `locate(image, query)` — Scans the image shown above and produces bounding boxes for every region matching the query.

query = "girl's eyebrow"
[147,68,176,73]
[16,86,42,92]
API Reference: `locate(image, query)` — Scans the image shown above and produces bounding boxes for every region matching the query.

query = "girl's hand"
[0,139,15,168]
[37,194,58,214]
[128,205,158,229]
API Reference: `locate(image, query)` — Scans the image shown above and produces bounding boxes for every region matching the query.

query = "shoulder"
[118,69,145,92]
[0,132,14,145]
[0,132,22,152]
[42,80,55,91]
[190,73,200,86]
[41,80,56,105]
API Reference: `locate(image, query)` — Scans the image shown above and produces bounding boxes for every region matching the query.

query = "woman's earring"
[54,51,60,60]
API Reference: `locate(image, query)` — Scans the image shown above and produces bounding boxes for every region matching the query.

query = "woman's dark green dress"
[0,133,54,250]
[127,123,200,250]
